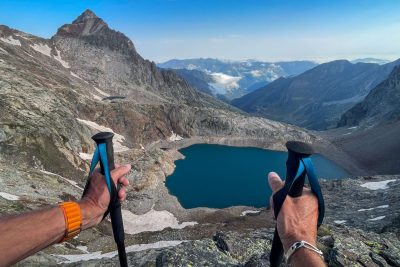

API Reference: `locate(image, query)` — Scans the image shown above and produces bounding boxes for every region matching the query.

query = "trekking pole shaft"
[92,132,128,267]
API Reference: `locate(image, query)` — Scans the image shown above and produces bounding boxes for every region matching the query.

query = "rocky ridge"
[338,66,400,127]
[1,9,399,267]
[324,66,400,174]
[232,59,400,130]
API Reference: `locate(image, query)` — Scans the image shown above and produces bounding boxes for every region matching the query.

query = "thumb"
[268,172,284,193]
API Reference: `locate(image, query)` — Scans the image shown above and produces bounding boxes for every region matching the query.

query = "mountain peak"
[73,9,99,23]
[56,9,107,37]
[54,10,136,53]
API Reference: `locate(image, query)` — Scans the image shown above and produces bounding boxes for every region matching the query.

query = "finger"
[118,187,126,201]
[115,163,121,168]
[111,164,131,184]
[92,167,101,174]
[268,172,284,193]
[118,177,129,186]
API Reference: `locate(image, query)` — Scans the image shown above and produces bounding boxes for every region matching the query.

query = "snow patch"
[0,36,21,46]
[334,220,346,224]
[0,46,7,53]
[39,170,83,190]
[358,205,389,212]
[122,208,197,235]
[367,216,385,221]
[55,240,186,263]
[360,180,396,190]
[94,87,110,97]
[30,43,52,57]
[79,152,93,161]
[76,118,130,152]
[250,70,263,77]
[169,131,183,142]
[70,71,83,80]
[240,210,261,216]
[76,246,89,253]
[91,94,103,101]
[0,192,20,201]
[187,64,197,70]
[54,48,70,68]
[14,33,30,40]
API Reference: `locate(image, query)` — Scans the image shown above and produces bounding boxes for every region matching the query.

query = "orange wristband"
[59,202,82,242]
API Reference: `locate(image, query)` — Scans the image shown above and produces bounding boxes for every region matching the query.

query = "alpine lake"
[165,144,348,209]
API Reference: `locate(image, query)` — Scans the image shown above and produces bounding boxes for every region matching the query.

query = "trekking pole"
[82,132,128,267]
[270,141,325,267]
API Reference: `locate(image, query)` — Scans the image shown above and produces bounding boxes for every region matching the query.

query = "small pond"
[165,144,348,209]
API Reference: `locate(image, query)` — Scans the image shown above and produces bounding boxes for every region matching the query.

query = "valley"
[0,8,399,267]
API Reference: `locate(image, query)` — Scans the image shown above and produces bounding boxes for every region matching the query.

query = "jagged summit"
[54,9,136,53]
[56,9,107,37]
[73,9,99,23]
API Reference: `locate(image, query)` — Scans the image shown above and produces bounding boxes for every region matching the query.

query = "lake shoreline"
[150,135,367,177]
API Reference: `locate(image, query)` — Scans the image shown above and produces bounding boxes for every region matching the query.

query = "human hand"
[268,171,318,252]
[79,164,131,229]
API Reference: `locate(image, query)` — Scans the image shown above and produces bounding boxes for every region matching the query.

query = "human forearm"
[0,165,130,266]
[0,206,65,266]
[0,201,99,266]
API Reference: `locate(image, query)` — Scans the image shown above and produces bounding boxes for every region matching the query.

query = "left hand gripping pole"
[270,141,325,267]
[82,132,128,267]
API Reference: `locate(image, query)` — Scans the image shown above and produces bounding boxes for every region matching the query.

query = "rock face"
[338,66,400,127]
[169,68,215,95]
[232,59,400,130]
[1,9,315,180]
[56,9,136,54]
[1,9,398,267]
[329,67,400,174]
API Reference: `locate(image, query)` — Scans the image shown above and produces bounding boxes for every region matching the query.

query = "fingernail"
[268,172,278,178]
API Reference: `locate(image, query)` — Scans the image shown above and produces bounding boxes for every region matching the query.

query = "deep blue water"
[165,144,349,209]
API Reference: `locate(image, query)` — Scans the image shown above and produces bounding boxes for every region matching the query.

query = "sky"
[0,0,399,63]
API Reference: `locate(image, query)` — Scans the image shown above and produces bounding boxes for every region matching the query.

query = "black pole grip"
[286,149,305,197]
[92,132,115,174]
[91,132,128,267]
[270,141,314,267]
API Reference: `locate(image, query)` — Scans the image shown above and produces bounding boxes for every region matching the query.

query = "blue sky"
[0,0,399,62]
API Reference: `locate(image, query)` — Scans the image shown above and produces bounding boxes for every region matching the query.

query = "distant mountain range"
[232,59,400,130]
[351,58,391,65]
[158,58,318,99]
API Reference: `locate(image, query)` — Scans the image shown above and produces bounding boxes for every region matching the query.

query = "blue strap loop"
[301,157,325,226]
[88,143,112,194]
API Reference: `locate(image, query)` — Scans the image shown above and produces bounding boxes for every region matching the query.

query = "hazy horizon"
[0,0,399,63]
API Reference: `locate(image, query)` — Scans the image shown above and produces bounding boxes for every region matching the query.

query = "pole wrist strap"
[59,201,82,242]
[285,240,323,264]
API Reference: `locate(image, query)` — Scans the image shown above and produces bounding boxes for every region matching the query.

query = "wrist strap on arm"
[59,201,81,242]
[285,240,323,264]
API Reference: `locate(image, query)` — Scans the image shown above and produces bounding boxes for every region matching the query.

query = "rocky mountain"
[158,58,317,99]
[1,9,399,267]
[232,59,400,130]
[338,66,400,127]
[169,68,214,95]
[0,9,320,264]
[324,66,400,175]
